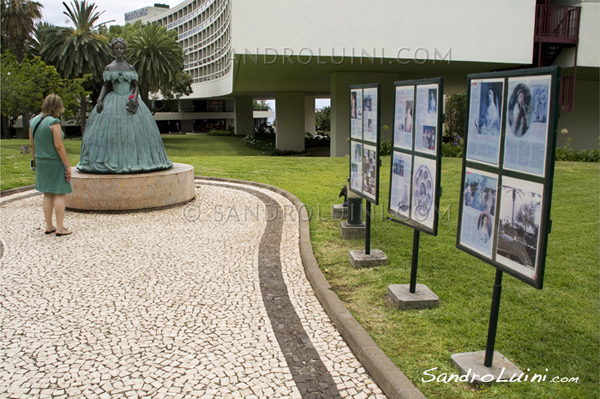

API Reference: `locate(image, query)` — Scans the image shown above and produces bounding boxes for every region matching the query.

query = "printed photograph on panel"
[389,151,412,219]
[466,78,504,166]
[393,86,415,150]
[504,75,552,177]
[362,144,378,200]
[496,177,544,281]
[411,156,436,229]
[350,141,363,192]
[350,89,363,140]
[459,168,498,258]
[363,88,378,143]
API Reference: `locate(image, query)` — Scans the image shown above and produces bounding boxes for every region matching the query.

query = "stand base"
[387,284,439,310]
[451,351,523,385]
[66,163,195,212]
[349,249,388,268]
[331,204,348,220]
[340,221,366,239]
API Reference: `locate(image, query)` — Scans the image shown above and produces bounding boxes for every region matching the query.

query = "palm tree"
[502,185,525,227]
[25,21,53,58]
[516,202,537,233]
[41,0,112,132]
[1,0,42,61]
[127,22,184,104]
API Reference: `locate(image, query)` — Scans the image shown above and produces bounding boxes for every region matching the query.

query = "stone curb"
[195,176,426,399]
[0,184,35,197]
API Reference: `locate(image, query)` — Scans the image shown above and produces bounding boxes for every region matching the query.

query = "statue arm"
[127,76,140,114]
[96,80,111,113]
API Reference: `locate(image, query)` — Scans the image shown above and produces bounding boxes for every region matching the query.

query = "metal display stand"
[452,66,562,383]
[386,78,444,309]
[348,84,388,268]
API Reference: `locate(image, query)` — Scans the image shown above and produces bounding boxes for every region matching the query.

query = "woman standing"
[29,94,72,236]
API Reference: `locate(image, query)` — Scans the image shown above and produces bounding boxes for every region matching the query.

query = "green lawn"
[2,134,598,399]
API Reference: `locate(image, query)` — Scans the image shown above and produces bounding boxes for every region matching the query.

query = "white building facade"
[130,0,599,155]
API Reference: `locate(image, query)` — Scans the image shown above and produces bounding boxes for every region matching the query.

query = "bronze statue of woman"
[77,38,172,174]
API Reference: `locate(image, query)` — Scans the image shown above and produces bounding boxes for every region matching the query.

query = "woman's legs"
[43,193,69,233]
[54,194,66,230]
[43,193,56,230]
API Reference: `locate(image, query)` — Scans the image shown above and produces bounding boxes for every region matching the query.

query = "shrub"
[555,137,600,162]
[444,93,466,142]
[379,140,392,156]
[442,142,463,158]
[242,133,275,153]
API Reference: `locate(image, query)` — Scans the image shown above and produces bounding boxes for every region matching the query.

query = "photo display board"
[349,84,381,204]
[457,67,561,289]
[388,78,444,235]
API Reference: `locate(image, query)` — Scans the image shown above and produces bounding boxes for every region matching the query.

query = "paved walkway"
[0,179,388,399]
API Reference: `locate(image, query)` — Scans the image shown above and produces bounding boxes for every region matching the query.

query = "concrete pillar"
[305,96,316,135]
[234,97,254,136]
[182,119,194,132]
[330,71,400,157]
[275,92,305,153]
[330,72,351,157]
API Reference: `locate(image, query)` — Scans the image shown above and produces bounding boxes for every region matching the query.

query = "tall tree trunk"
[1,116,9,139]
[17,114,30,139]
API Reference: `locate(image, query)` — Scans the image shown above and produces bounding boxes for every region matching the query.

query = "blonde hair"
[41,94,64,118]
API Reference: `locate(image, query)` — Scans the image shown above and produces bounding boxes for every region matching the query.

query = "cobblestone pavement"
[0,180,386,399]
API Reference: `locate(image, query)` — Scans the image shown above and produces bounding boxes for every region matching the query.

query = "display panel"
[457,67,560,289]
[388,78,443,235]
[348,84,381,205]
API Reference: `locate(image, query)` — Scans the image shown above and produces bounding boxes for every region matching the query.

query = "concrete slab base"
[349,249,388,268]
[451,351,523,385]
[331,204,347,220]
[66,163,195,212]
[340,221,366,239]
[387,284,439,310]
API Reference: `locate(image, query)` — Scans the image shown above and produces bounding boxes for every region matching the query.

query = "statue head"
[110,38,127,50]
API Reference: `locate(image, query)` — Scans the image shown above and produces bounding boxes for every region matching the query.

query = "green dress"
[76,70,173,174]
[32,115,72,194]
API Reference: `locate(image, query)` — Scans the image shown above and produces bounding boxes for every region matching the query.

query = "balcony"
[535,4,581,44]
[534,4,581,111]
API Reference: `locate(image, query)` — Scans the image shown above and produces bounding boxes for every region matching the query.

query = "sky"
[36,0,331,111]
[36,0,180,27]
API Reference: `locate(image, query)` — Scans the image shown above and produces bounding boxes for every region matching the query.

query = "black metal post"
[365,201,371,255]
[484,269,503,367]
[409,229,420,293]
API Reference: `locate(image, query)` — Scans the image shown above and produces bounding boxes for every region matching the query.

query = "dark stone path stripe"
[0,191,41,206]
[204,182,341,399]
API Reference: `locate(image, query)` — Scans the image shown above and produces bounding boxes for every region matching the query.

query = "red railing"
[560,75,575,112]
[535,5,581,41]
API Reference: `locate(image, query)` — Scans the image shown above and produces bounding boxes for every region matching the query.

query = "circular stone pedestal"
[66,163,195,212]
